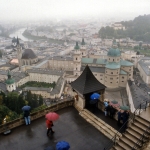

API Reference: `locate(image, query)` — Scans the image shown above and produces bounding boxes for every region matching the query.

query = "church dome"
[5,78,15,85]
[107,48,121,57]
[12,37,17,43]
[22,49,37,59]
[5,71,15,85]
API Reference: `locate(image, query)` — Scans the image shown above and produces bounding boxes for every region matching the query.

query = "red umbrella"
[45,112,59,121]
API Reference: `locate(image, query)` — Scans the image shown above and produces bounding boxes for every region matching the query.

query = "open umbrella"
[56,141,70,150]
[45,112,59,121]
[120,105,130,111]
[22,105,31,111]
[110,100,120,107]
[90,93,100,100]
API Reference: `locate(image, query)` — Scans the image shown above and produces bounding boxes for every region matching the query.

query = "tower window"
[76,58,77,60]
[113,59,114,61]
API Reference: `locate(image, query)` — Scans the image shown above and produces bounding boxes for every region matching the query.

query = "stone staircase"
[79,109,122,140]
[110,116,150,150]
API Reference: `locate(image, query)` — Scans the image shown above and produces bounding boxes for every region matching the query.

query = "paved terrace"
[0,107,110,150]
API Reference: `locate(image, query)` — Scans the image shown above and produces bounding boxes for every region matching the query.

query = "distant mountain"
[99,14,150,42]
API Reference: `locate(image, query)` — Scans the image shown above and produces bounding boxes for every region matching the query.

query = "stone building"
[35,39,133,88]
[16,37,38,69]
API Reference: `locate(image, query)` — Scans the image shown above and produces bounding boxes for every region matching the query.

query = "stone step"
[124,132,141,144]
[116,141,131,150]
[135,116,150,127]
[79,110,120,140]
[129,125,146,135]
[134,121,150,133]
[120,136,135,148]
[126,128,141,140]
[83,109,121,137]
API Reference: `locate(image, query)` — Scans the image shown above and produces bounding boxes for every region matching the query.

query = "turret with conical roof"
[5,70,16,92]
[81,38,85,45]
[80,38,87,57]
[74,42,80,50]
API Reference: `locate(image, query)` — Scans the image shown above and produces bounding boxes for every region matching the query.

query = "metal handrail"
[132,125,150,150]
[103,100,148,150]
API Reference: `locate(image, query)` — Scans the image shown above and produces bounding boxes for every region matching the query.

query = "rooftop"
[138,57,150,75]
[105,62,120,69]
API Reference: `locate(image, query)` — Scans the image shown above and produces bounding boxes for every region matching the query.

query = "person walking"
[24,110,30,125]
[46,119,55,136]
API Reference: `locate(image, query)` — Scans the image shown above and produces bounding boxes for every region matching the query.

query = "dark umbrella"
[120,105,130,111]
[110,100,120,107]
[56,141,70,150]
[90,99,98,104]
[22,105,31,111]
[90,93,100,100]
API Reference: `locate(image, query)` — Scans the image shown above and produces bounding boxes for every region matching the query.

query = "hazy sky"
[1,0,150,21]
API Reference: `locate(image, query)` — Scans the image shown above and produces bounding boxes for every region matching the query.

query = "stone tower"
[5,70,16,92]
[16,37,22,70]
[73,42,82,76]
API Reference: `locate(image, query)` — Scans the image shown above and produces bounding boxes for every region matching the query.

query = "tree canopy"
[99,14,150,42]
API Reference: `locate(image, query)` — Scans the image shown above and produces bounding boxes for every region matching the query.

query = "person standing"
[122,110,130,132]
[117,110,122,126]
[24,110,30,125]
[104,100,109,116]
[46,119,55,136]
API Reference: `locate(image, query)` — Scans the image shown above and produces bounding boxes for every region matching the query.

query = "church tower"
[73,42,82,76]
[80,38,87,57]
[5,70,16,92]
[16,37,22,70]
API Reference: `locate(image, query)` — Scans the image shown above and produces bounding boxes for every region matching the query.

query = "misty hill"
[99,14,150,42]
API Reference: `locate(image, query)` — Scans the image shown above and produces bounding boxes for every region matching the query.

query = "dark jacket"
[24,111,30,117]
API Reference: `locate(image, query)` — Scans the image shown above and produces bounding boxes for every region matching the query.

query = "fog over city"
[1,0,150,22]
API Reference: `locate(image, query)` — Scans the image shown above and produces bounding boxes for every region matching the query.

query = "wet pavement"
[0,107,110,150]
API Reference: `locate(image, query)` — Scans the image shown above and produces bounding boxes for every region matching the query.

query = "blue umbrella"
[56,141,70,150]
[22,105,31,111]
[90,93,100,100]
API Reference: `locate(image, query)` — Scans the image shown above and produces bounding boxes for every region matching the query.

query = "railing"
[131,125,150,150]
[103,100,149,150]
[0,99,74,134]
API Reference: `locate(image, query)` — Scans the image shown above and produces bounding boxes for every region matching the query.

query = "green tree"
[7,92,18,112]
[39,95,43,106]
[0,105,10,124]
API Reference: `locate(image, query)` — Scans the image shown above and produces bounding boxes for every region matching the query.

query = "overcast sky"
[1,0,150,21]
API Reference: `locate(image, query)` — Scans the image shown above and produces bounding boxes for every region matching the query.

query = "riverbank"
[23,30,65,44]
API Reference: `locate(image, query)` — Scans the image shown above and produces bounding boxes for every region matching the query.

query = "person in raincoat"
[46,119,54,136]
